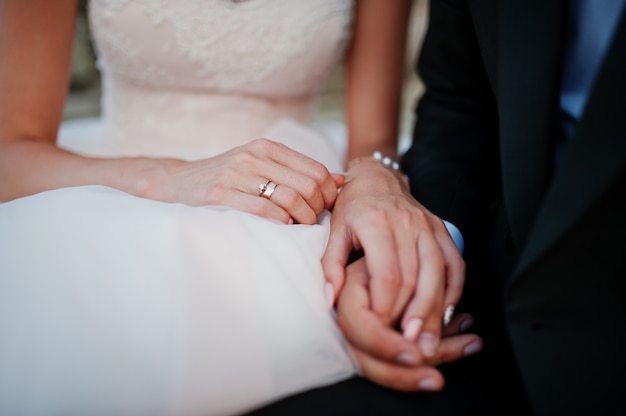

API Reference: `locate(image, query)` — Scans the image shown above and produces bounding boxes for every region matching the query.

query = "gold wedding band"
[259,180,278,199]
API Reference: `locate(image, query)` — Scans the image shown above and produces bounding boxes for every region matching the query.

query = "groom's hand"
[336,258,482,392]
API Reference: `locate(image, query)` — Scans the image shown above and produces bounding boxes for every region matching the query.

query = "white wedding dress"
[0,1,359,415]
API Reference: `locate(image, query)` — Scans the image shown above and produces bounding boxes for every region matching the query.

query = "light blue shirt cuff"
[442,220,464,254]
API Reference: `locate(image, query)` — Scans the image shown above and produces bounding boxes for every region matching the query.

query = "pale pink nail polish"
[403,317,423,342]
[418,332,438,357]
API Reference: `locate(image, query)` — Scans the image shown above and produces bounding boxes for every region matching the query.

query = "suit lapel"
[497,0,566,249]
[514,11,626,277]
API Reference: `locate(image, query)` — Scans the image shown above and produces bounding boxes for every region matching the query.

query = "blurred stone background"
[64,0,100,121]
[64,0,429,148]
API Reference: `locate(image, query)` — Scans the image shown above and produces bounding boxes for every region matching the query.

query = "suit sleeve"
[401,0,500,245]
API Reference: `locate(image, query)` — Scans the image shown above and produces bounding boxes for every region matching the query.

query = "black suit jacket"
[403,0,626,414]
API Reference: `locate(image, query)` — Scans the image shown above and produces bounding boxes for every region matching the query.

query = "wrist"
[112,157,177,201]
[347,151,401,172]
[346,151,408,187]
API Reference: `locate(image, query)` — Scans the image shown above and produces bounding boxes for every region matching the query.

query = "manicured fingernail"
[418,332,438,358]
[460,317,474,332]
[418,377,439,391]
[324,283,335,309]
[443,305,455,326]
[464,341,482,356]
[403,317,423,342]
[332,171,353,183]
[396,352,418,365]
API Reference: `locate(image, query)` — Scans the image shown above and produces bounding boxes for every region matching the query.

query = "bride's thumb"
[331,172,352,189]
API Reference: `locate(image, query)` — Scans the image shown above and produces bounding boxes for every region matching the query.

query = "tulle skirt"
[0,118,356,416]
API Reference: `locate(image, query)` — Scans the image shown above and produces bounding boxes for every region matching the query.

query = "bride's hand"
[322,160,464,356]
[156,138,344,224]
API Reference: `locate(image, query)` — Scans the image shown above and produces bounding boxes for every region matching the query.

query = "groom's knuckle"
[435,348,451,364]
[371,336,395,358]
[378,370,413,391]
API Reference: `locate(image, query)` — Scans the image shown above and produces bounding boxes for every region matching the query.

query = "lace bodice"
[91,0,353,95]
[83,0,354,161]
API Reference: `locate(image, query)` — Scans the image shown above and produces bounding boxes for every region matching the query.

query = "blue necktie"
[558,0,625,153]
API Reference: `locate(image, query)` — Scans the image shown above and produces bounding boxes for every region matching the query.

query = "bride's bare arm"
[343,0,411,162]
[0,0,86,199]
[322,0,466,372]
[0,0,340,225]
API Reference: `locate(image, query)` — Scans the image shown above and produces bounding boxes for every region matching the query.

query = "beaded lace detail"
[89,0,354,95]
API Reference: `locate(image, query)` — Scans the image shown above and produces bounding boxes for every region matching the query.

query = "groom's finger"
[349,332,483,392]
[337,258,483,367]
[351,347,445,392]
[441,313,475,337]
[434,333,483,366]
[336,259,422,365]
